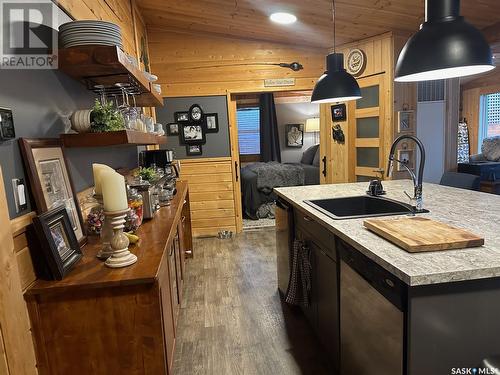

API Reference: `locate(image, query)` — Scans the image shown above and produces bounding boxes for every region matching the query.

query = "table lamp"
[305,117,320,144]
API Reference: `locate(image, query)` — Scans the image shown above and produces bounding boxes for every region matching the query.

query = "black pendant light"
[311,0,361,104]
[395,0,495,82]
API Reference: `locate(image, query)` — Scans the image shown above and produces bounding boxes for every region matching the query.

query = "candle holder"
[93,194,114,260]
[104,208,138,268]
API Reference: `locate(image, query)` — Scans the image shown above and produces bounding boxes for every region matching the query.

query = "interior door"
[226,92,243,232]
[350,74,386,182]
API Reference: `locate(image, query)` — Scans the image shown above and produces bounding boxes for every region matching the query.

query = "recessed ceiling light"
[270,12,297,25]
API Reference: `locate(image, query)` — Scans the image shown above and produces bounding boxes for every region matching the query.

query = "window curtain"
[259,93,281,162]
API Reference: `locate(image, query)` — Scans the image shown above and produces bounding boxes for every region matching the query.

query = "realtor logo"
[0,0,58,69]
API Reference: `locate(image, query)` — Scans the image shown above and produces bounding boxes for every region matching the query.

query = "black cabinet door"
[316,246,340,372]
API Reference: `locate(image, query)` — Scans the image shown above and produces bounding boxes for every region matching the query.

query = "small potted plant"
[90,99,125,133]
[135,166,158,182]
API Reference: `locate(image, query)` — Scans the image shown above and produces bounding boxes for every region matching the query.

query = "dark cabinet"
[294,210,340,372]
[316,247,340,369]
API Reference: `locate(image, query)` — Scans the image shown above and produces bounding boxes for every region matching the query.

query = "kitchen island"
[275,180,500,375]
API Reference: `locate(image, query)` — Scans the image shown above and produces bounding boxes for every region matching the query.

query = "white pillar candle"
[101,171,128,212]
[92,163,114,195]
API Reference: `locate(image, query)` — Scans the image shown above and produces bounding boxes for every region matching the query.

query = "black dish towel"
[285,239,311,307]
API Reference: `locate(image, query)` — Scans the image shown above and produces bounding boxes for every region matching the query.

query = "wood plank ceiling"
[136,0,500,49]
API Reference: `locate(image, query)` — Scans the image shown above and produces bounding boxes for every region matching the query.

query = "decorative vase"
[70,109,93,133]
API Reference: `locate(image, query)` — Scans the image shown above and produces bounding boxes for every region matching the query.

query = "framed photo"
[174,111,189,123]
[205,113,219,133]
[397,149,415,171]
[331,103,347,121]
[286,124,304,148]
[186,144,202,156]
[180,124,206,145]
[19,138,86,245]
[397,110,415,133]
[33,205,82,280]
[167,123,179,135]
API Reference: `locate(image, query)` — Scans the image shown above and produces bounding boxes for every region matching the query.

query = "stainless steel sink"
[304,195,424,220]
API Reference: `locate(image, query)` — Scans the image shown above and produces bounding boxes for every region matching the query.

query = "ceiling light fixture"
[311,0,361,104]
[270,12,297,25]
[395,0,495,82]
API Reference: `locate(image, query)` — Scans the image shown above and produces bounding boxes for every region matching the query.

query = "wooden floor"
[173,228,331,375]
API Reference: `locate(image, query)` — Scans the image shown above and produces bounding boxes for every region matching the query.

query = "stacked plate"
[59,20,123,49]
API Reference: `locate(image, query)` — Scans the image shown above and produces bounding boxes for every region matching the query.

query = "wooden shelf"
[58,45,164,107]
[60,130,167,148]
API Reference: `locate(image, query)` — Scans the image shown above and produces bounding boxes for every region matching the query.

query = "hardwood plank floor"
[173,228,332,375]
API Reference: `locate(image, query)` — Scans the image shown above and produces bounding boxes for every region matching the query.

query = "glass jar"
[126,187,143,232]
[87,204,104,235]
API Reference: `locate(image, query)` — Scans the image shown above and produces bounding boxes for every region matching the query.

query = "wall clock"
[346,48,366,77]
[189,104,204,123]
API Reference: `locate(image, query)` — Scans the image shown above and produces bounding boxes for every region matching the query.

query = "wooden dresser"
[25,181,193,375]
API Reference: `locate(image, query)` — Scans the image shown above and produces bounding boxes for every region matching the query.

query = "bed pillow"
[312,147,320,167]
[301,144,319,165]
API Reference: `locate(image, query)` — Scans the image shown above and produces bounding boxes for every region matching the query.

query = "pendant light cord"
[332,0,336,53]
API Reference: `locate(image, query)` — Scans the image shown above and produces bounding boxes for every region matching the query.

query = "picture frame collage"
[167,104,219,156]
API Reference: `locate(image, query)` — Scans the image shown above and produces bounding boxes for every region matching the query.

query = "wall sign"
[346,48,366,77]
[264,78,296,87]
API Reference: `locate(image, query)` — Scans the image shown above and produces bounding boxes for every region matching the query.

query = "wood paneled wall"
[148,29,328,97]
[57,0,136,56]
[461,70,500,155]
[179,158,236,237]
[0,169,37,375]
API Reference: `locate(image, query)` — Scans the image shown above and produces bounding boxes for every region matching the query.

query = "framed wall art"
[33,205,82,280]
[180,124,206,145]
[331,103,347,121]
[174,111,189,123]
[396,149,415,171]
[18,138,86,245]
[205,113,219,133]
[397,110,415,133]
[286,124,304,148]
[186,144,202,156]
[167,123,179,135]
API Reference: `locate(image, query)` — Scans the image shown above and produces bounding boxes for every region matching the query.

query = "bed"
[241,145,320,219]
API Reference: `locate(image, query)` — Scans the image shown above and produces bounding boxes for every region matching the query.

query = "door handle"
[322,156,327,177]
[235,161,239,182]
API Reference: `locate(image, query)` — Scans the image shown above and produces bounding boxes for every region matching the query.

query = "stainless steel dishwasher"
[275,198,293,296]
[339,239,405,375]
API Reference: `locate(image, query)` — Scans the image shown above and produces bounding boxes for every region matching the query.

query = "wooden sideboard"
[25,181,193,375]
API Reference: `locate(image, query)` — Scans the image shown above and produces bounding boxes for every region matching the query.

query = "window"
[237,107,260,155]
[479,92,500,146]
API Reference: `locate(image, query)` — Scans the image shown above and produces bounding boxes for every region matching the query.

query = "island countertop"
[275,180,500,286]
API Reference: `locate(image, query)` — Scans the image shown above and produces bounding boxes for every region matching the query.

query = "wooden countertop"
[26,181,188,295]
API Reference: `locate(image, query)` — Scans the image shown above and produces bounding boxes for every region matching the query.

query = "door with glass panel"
[350,74,386,182]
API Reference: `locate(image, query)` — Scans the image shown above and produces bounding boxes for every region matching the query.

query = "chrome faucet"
[387,135,426,211]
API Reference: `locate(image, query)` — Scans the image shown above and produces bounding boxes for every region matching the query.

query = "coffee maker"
[138,149,180,207]
[139,149,175,169]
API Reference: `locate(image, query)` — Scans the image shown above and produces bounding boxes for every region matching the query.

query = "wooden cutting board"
[363,217,484,253]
